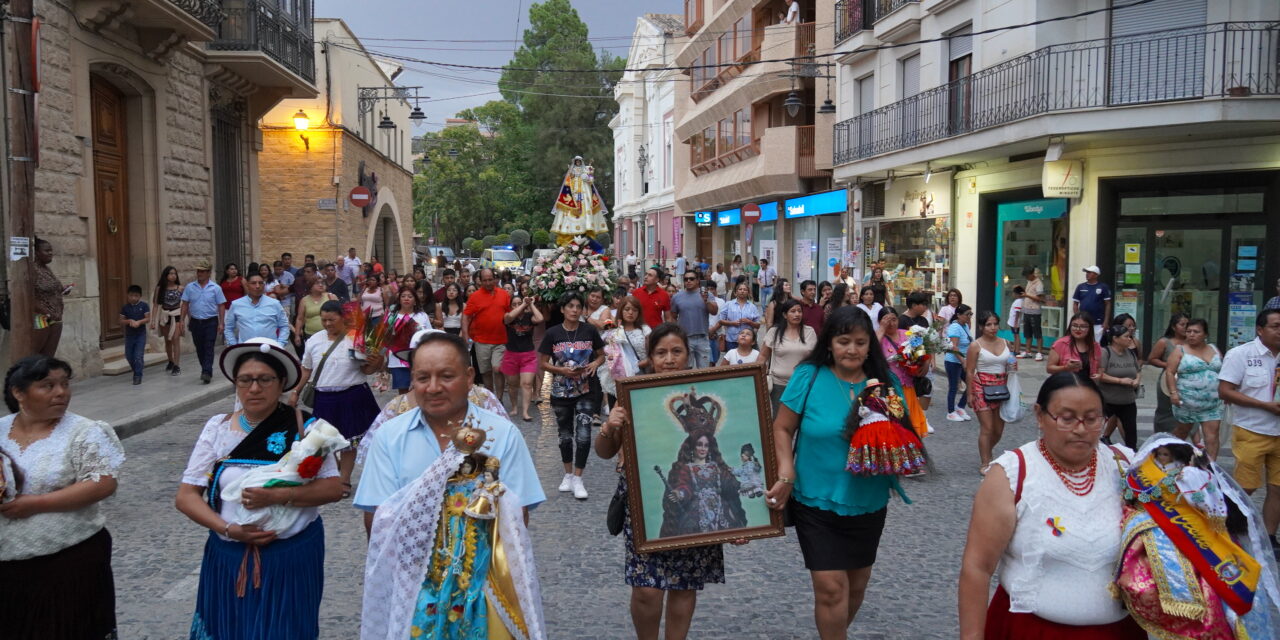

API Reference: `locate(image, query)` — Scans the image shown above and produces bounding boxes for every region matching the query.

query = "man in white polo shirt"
[1218,307,1280,559]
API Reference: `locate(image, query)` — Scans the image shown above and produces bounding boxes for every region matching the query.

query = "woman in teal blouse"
[765,305,910,639]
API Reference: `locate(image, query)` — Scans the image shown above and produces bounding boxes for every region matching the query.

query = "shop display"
[877,217,951,302]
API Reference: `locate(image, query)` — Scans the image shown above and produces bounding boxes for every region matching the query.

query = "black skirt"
[0,527,117,639]
[791,501,887,571]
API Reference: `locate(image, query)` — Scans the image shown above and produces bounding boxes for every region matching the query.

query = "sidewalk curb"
[113,386,234,440]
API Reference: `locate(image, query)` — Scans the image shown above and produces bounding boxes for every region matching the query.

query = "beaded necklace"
[1037,439,1097,496]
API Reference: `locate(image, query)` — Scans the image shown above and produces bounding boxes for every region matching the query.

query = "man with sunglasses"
[670,270,720,368]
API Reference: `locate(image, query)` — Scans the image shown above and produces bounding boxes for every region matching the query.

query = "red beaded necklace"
[1037,439,1097,496]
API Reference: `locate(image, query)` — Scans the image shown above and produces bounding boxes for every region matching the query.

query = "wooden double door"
[91,76,130,342]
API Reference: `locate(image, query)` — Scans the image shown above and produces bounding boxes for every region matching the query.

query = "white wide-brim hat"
[219,337,302,391]
[393,327,444,363]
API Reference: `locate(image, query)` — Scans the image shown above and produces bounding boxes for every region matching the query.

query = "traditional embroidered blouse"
[992,440,1134,625]
[0,412,125,560]
[181,413,338,540]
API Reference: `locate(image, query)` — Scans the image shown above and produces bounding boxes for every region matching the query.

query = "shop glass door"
[1226,225,1267,348]
[1151,229,1221,348]
[1113,227,1146,342]
[994,199,1070,342]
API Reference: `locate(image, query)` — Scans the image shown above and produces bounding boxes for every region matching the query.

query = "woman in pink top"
[876,306,928,438]
[1046,311,1102,378]
[359,273,389,322]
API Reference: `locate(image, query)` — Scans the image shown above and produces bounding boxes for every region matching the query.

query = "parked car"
[416,245,455,266]
[480,247,522,275]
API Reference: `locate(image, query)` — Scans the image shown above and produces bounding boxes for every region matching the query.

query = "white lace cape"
[360,447,545,640]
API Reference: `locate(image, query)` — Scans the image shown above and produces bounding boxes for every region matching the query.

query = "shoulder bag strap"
[1012,448,1026,504]
[311,336,344,387]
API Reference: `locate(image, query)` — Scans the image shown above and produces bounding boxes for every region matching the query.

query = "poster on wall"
[883,174,952,221]
[795,239,814,282]
[826,237,842,278]
[1227,292,1257,347]
[759,240,776,264]
[1115,290,1139,318]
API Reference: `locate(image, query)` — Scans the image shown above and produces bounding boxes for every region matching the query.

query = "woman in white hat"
[175,337,345,639]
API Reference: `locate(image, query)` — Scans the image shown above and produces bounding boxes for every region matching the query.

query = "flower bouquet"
[529,236,617,303]
[343,302,416,361]
[219,419,349,532]
[892,321,950,378]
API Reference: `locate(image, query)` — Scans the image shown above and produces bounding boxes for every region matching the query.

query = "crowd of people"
[3,247,1280,640]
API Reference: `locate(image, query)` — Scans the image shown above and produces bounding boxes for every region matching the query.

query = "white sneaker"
[1034,353,1044,361]
[946,411,964,422]
[558,473,574,493]
[958,408,973,421]
[1017,351,1029,359]
[571,475,588,500]
[926,422,935,434]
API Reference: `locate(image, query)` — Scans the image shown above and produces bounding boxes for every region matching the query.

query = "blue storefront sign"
[784,189,847,219]
[694,211,713,227]
[716,208,740,226]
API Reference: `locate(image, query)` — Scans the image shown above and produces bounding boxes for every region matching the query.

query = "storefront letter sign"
[1042,161,1083,199]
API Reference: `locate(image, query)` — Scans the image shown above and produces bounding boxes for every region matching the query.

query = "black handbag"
[607,484,626,536]
[913,375,932,396]
[983,384,1011,403]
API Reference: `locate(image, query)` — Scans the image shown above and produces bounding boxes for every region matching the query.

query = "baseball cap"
[1083,265,1101,275]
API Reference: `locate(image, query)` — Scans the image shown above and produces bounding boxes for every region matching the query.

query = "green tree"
[495,233,511,246]
[462,237,476,251]
[482,235,498,248]
[414,126,507,247]
[531,229,551,247]
[509,229,531,254]
[469,239,484,255]
[499,0,622,228]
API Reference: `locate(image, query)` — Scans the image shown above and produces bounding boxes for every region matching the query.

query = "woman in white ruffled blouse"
[0,355,126,639]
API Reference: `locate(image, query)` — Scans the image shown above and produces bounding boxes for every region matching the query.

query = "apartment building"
[830,0,1280,348]
[0,0,317,375]
[675,0,848,285]
[612,14,684,269]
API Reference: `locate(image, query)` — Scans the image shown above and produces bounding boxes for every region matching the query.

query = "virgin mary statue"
[550,156,609,246]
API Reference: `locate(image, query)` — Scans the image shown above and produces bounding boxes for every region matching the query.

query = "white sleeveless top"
[976,341,1010,374]
[992,440,1133,626]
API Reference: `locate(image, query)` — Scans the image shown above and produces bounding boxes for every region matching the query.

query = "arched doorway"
[90,75,131,341]
[373,206,403,271]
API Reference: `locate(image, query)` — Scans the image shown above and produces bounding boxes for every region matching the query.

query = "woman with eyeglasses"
[176,338,345,639]
[958,372,1144,639]
[1097,324,1142,449]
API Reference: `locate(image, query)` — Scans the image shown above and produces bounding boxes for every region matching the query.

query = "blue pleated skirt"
[312,383,381,442]
[189,517,324,640]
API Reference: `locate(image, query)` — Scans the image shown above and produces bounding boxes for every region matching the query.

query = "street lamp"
[378,113,396,130]
[637,144,649,194]
[409,106,426,121]
[293,109,311,150]
[784,91,803,118]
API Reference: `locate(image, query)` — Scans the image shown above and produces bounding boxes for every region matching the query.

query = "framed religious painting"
[617,363,784,553]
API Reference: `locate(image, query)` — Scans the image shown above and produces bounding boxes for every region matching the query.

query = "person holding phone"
[1046,312,1102,380]
[670,270,720,369]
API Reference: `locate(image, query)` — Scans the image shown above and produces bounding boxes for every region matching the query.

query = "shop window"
[863,183,885,217]
[995,201,1070,342]
[736,109,751,147]
[703,126,716,161]
[877,217,951,303]
[719,118,733,154]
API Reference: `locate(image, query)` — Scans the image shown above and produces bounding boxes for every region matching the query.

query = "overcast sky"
[314,0,680,133]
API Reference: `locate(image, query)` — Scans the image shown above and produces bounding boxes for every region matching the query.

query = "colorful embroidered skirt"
[984,586,1145,640]
[190,518,324,640]
[0,527,117,639]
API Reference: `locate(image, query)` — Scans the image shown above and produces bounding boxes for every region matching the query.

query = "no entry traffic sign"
[741,203,761,225]
[349,186,372,208]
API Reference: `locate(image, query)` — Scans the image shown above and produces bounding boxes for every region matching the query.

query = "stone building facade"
[258,19,416,274]
[0,0,317,375]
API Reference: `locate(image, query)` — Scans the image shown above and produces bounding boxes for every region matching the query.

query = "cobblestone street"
[106,381,1044,639]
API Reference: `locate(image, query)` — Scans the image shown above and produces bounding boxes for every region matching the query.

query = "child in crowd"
[718,326,760,366]
[120,284,151,385]
[1008,285,1025,357]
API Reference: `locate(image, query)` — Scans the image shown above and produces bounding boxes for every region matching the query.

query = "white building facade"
[830,0,1280,349]
[611,14,683,274]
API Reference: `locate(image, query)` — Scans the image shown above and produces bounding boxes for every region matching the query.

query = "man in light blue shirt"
[718,280,761,349]
[354,332,545,533]
[180,260,226,383]
[224,273,290,345]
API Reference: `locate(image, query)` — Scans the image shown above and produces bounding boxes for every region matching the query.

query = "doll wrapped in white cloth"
[220,419,349,531]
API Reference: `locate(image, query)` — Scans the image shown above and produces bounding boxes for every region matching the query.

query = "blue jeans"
[761,286,773,306]
[687,335,712,369]
[189,317,218,375]
[125,332,146,377]
[945,360,968,412]
[708,335,720,365]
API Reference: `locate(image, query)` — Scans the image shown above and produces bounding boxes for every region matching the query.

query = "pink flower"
[586,274,597,282]
[565,275,577,284]
[534,267,544,274]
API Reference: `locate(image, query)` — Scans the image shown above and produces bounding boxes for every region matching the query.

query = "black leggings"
[552,395,598,469]
[1105,402,1138,450]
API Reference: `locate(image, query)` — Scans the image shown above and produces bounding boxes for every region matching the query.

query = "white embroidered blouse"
[181,413,339,541]
[992,440,1134,626]
[0,412,126,561]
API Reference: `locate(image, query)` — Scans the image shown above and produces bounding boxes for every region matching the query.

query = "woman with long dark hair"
[760,298,816,412]
[1047,311,1102,378]
[436,282,465,335]
[155,265,185,374]
[824,283,851,320]
[660,430,747,537]
[219,263,245,309]
[855,286,882,322]
[944,304,974,422]
[964,310,1016,471]
[1165,318,1224,459]
[384,287,433,395]
[865,265,890,307]
[762,278,793,331]
[765,306,910,639]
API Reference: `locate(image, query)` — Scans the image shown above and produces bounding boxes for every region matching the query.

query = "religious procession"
[3,0,1280,638]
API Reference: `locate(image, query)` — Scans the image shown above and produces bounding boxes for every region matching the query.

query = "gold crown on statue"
[452,417,486,455]
[667,386,725,435]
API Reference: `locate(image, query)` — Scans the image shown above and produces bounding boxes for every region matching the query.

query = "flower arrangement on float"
[529,236,616,302]
[891,322,950,377]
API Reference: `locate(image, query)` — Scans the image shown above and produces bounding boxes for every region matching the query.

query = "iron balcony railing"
[173,0,224,30]
[211,0,316,83]
[835,0,873,44]
[873,0,918,24]
[834,22,1280,165]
